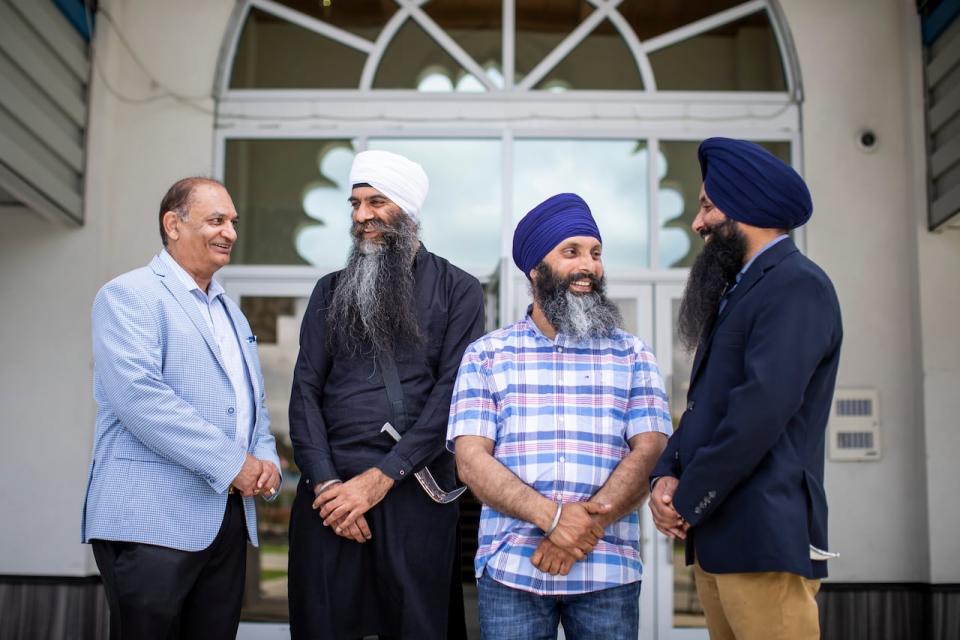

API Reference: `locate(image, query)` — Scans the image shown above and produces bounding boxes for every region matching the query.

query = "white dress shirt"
[160,250,253,448]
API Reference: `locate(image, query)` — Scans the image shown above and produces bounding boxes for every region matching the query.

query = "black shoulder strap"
[378,353,409,433]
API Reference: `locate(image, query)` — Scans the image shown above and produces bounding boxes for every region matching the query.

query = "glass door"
[606,283,655,640]
[653,283,707,639]
[221,273,319,637]
[235,293,309,632]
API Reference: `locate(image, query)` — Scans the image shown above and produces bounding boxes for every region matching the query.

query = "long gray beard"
[327,217,422,357]
[533,263,622,341]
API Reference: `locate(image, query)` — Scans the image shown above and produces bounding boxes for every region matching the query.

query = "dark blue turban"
[698,137,813,229]
[513,193,601,278]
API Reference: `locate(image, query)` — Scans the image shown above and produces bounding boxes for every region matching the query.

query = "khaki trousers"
[693,561,821,640]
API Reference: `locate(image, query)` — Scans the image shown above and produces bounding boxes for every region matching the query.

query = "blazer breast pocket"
[707,329,747,382]
[712,329,745,348]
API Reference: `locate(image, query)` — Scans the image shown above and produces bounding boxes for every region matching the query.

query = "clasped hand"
[648,476,689,539]
[531,539,578,576]
[311,468,394,544]
[231,454,280,498]
[547,501,609,558]
[530,501,610,575]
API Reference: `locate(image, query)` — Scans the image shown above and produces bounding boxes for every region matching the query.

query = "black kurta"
[288,246,484,640]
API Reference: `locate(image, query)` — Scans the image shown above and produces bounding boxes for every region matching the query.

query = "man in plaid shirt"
[447,193,672,639]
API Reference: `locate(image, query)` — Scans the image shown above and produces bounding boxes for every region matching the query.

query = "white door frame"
[215,0,804,636]
[652,282,708,639]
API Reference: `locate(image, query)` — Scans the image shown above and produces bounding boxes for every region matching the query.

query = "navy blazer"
[653,238,842,579]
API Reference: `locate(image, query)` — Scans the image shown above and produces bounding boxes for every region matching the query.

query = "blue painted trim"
[53,0,93,41]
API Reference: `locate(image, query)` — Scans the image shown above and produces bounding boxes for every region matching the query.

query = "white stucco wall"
[0,209,100,575]
[898,0,960,585]
[0,0,956,585]
[0,0,232,575]
[780,0,933,582]
[782,0,960,583]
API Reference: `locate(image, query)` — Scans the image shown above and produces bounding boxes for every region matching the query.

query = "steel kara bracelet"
[544,501,563,538]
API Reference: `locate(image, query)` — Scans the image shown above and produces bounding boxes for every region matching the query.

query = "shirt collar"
[524,305,608,346]
[737,233,789,283]
[523,306,551,342]
[159,249,224,300]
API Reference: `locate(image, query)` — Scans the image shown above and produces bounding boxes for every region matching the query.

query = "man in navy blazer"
[82,177,281,639]
[649,139,842,640]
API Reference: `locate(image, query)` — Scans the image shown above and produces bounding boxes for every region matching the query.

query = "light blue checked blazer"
[81,255,280,551]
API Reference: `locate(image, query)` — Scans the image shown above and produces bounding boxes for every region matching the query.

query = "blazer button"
[227,407,236,415]
[686,401,695,411]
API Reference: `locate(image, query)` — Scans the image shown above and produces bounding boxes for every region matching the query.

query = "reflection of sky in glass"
[657,148,689,267]
[295,139,502,272]
[417,66,504,92]
[514,139,657,269]
[296,146,356,267]
[372,138,501,272]
[511,141,688,269]
[295,138,688,272]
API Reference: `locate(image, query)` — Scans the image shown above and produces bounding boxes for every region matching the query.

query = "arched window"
[215,0,801,275]
[214,2,802,634]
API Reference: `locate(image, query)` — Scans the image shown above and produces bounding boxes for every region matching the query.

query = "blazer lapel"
[687,238,799,386]
[688,333,711,389]
[150,256,228,374]
[221,297,262,410]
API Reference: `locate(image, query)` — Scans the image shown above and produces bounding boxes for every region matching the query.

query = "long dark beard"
[677,219,747,352]
[327,215,422,357]
[532,263,623,340]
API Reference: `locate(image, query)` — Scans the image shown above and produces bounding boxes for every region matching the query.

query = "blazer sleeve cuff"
[672,484,712,527]
[209,448,247,494]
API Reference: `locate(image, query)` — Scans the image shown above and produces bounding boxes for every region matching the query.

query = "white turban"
[348,150,429,221]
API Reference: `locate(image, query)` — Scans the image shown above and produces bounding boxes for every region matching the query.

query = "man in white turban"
[347,149,430,221]
[288,149,485,639]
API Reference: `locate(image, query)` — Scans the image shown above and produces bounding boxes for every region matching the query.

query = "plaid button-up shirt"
[447,315,672,595]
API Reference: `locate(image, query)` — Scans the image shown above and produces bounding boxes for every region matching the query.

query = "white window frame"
[216,2,805,637]
[214,0,804,293]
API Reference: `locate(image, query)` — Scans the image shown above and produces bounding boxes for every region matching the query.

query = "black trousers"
[92,493,247,640]
[288,476,463,640]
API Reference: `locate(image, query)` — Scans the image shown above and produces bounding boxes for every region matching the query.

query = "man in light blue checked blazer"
[81,177,281,640]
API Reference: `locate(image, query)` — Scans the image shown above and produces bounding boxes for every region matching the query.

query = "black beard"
[677,219,747,352]
[327,215,422,357]
[532,263,623,340]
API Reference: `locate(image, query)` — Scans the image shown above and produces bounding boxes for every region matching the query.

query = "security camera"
[856,129,878,152]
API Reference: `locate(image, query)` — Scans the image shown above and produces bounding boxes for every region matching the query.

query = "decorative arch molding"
[213,0,804,115]
[211,0,807,279]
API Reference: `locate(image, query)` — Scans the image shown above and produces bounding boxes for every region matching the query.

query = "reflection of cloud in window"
[294,139,689,272]
[513,142,689,269]
[455,74,485,92]
[416,64,503,93]
[371,138,502,272]
[655,150,691,267]
[513,140,650,268]
[540,79,570,93]
[417,64,455,92]
[659,185,689,267]
[296,139,502,273]
[296,145,355,267]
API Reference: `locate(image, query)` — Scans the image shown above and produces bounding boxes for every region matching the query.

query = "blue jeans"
[477,570,640,640]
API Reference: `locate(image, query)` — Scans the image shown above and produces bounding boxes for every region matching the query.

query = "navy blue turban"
[698,137,813,229]
[513,193,601,278]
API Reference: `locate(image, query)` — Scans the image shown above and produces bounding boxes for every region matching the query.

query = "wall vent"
[828,389,880,461]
